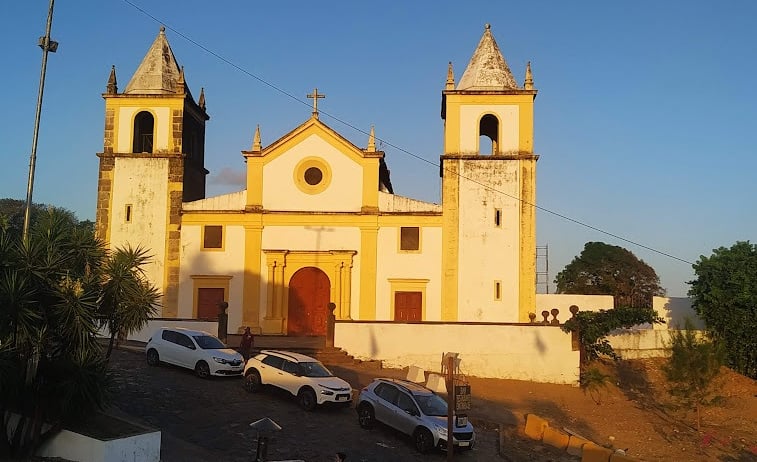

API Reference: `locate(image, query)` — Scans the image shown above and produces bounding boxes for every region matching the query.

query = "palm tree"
[0,209,159,457]
[99,245,160,359]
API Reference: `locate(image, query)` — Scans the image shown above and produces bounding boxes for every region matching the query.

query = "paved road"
[109,349,501,462]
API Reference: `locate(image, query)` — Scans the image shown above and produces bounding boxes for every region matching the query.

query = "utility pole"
[22,0,58,241]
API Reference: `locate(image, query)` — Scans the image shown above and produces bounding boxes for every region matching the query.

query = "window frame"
[201,225,225,251]
[398,226,421,253]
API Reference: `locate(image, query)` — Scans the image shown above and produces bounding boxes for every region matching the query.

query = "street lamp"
[23,0,58,241]
[249,417,282,462]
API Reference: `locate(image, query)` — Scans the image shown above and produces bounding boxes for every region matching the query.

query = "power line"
[120,0,694,266]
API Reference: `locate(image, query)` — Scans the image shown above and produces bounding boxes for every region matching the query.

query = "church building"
[95,24,539,336]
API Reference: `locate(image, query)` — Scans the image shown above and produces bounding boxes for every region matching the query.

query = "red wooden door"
[197,287,225,320]
[394,291,422,322]
[288,267,330,336]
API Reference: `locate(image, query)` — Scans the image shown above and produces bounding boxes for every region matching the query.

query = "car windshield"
[193,335,225,350]
[299,361,332,378]
[414,393,448,417]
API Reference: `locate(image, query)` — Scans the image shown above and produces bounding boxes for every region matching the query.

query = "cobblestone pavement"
[109,349,501,462]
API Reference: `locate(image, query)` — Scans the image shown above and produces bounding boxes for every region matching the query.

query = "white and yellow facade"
[96,24,539,334]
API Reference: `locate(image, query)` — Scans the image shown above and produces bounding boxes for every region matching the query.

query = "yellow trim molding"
[388,278,429,321]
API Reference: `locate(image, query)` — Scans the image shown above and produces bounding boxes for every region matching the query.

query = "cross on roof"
[306,88,326,118]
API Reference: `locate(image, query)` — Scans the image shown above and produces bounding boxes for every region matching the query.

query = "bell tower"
[95,26,209,315]
[440,24,538,322]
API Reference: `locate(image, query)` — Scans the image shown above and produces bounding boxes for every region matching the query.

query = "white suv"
[243,350,352,411]
[145,327,244,378]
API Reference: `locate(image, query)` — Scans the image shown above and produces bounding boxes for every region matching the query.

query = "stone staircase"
[220,335,381,369]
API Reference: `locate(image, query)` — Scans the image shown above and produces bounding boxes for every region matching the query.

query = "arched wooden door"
[287,267,330,336]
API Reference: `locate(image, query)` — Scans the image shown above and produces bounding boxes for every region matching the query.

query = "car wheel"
[298,388,317,411]
[195,361,211,378]
[244,370,262,393]
[146,349,160,366]
[413,427,434,454]
[357,403,375,429]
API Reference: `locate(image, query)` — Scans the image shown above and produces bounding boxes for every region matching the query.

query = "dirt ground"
[358,358,757,462]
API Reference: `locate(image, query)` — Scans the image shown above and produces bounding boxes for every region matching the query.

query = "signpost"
[444,353,471,461]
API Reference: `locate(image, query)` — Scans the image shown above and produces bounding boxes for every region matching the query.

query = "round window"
[294,157,331,194]
[304,167,323,186]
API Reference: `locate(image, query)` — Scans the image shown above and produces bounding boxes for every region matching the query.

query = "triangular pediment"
[253,117,380,164]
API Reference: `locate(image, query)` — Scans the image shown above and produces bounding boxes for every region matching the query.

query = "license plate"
[336,396,347,401]
[458,441,470,447]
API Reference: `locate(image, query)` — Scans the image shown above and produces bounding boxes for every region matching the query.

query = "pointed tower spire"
[106,65,118,94]
[124,26,184,94]
[252,125,262,151]
[198,87,206,110]
[445,62,455,90]
[367,125,376,152]
[524,61,534,90]
[457,24,518,90]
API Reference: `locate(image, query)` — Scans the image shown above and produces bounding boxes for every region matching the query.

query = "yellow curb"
[524,414,548,440]
[542,426,570,451]
[581,442,614,462]
[567,435,591,457]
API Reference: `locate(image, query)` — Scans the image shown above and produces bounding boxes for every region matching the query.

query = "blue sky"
[2,1,756,297]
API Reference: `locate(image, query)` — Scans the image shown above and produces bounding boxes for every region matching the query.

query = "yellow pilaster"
[361,159,379,212]
[441,159,460,321]
[245,156,264,209]
[519,158,537,321]
[359,225,378,320]
[242,218,263,330]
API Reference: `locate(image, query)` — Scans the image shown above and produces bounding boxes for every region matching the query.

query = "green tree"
[555,242,665,308]
[561,305,663,362]
[0,198,83,240]
[663,319,724,430]
[689,241,757,379]
[0,208,160,457]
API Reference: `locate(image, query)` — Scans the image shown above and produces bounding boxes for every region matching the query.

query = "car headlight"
[434,424,448,438]
[212,357,227,364]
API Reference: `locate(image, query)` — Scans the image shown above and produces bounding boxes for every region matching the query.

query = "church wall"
[456,160,521,322]
[110,157,169,298]
[459,105,519,153]
[176,224,247,330]
[375,226,443,320]
[335,322,579,384]
[262,134,363,212]
[116,107,171,152]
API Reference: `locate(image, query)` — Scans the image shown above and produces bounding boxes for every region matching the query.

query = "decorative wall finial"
[524,61,534,90]
[198,87,206,110]
[106,65,118,94]
[445,62,455,90]
[367,125,376,152]
[252,125,261,151]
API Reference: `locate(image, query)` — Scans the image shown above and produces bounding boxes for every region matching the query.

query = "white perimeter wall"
[375,227,442,320]
[608,329,706,359]
[118,319,219,343]
[335,322,579,384]
[536,294,615,315]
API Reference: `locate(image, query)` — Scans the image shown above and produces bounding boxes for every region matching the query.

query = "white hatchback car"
[145,327,244,378]
[243,350,353,411]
